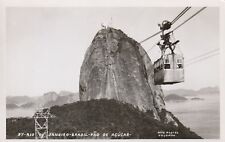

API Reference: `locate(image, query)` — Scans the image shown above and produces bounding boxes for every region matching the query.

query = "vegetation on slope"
[6,99,201,139]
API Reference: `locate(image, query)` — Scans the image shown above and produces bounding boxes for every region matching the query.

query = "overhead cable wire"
[171,7,191,24]
[140,31,162,44]
[140,7,206,44]
[186,48,219,63]
[171,7,207,32]
[142,41,160,58]
[186,52,219,66]
[146,40,161,52]
[140,7,191,44]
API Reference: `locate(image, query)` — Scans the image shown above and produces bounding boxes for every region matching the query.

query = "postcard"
[1,0,224,141]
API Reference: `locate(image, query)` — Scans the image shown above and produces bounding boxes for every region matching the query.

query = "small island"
[164,94,187,102]
[191,97,204,101]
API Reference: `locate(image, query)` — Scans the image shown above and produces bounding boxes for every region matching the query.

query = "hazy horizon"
[6,7,219,96]
[5,85,219,97]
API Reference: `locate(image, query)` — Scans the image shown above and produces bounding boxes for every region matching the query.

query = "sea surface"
[165,93,220,139]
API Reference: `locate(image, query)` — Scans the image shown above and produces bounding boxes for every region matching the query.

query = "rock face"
[79,27,173,123]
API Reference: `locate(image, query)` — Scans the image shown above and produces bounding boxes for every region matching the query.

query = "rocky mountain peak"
[79,27,175,124]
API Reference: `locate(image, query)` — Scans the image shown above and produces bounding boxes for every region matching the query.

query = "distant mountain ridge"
[20,102,36,108]
[7,86,219,109]
[6,104,19,109]
[197,87,219,94]
[6,96,33,106]
[6,91,79,110]
[164,86,219,96]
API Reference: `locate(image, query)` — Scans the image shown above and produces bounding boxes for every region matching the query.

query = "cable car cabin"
[154,54,184,85]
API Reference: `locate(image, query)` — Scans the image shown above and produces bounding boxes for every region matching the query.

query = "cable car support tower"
[33,108,55,139]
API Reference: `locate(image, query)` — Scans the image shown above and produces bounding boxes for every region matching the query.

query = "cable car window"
[177,59,182,63]
[164,64,170,69]
[165,59,169,63]
[177,64,183,69]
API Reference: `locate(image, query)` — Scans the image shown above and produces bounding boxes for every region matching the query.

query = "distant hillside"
[164,89,197,96]
[6,99,201,139]
[20,102,36,109]
[197,87,219,94]
[43,91,78,108]
[6,91,79,110]
[6,96,32,106]
[6,104,19,109]
[164,94,187,102]
[164,86,219,96]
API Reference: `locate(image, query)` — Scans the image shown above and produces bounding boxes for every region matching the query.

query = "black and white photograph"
[1,0,224,141]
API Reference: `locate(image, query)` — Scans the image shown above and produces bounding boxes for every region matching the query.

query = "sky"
[6,7,219,96]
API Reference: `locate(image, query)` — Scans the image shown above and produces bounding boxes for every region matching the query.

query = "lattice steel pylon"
[33,108,55,139]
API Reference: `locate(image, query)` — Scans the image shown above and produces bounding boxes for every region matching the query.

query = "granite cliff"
[79,27,175,124]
